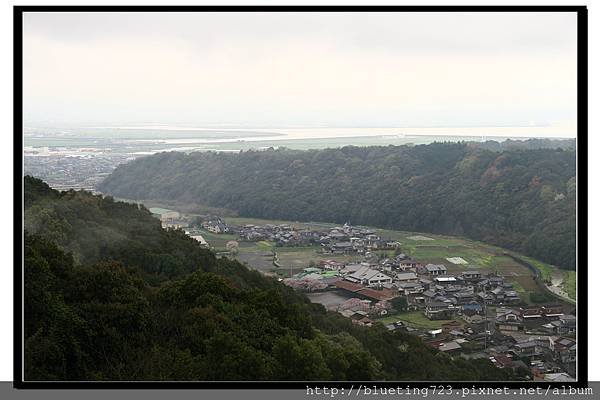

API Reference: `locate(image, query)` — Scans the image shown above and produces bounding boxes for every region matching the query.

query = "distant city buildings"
[24,152,136,192]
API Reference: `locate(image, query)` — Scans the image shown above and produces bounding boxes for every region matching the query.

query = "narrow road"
[546,273,571,300]
[504,253,575,304]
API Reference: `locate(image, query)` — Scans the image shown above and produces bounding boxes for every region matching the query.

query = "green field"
[511,280,527,296]
[195,229,238,251]
[238,240,274,253]
[377,312,460,330]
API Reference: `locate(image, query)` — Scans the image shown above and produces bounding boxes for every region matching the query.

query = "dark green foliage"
[391,297,408,312]
[529,292,555,303]
[24,177,514,381]
[98,143,576,269]
[24,176,216,282]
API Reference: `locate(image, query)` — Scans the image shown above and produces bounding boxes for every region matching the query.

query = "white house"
[424,264,448,276]
[394,272,419,283]
[346,266,392,286]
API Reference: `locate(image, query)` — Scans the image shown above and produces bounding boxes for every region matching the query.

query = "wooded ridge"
[99,142,576,270]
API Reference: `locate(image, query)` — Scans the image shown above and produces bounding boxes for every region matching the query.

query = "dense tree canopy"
[24,176,513,381]
[99,142,576,269]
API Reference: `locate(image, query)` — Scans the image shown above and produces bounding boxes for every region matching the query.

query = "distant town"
[24,148,136,192]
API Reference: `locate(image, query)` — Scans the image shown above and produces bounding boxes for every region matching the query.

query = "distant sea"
[23,125,576,156]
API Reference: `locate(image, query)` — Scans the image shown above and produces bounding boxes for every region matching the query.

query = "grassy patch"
[563,270,576,300]
[517,255,554,282]
[257,240,273,248]
[377,311,459,330]
[511,280,526,294]
[196,229,238,250]
[529,292,555,304]
[505,277,539,305]
[237,241,275,253]
[480,255,494,267]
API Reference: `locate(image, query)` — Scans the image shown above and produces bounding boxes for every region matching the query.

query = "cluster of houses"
[282,253,576,381]
[343,296,577,381]
[230,222,400,252]
[495,305,568,331]
[233,223,318,245]
[202,216,231,234]
[284,257,527,325]
[482,334,576,381]
[382,305,577,381]
[290,253,524,322]
[319,224,401,254]
[414,267,522,320]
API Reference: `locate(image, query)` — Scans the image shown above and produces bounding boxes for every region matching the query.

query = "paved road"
[546,274,571,301]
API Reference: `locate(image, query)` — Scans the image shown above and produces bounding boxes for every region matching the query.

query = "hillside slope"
[99,143,576,269]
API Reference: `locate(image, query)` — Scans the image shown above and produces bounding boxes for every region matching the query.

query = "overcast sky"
[23,12,577,131]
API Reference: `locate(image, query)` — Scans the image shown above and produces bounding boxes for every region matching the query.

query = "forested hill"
[99,142,577,270]
[24,176,514,381]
